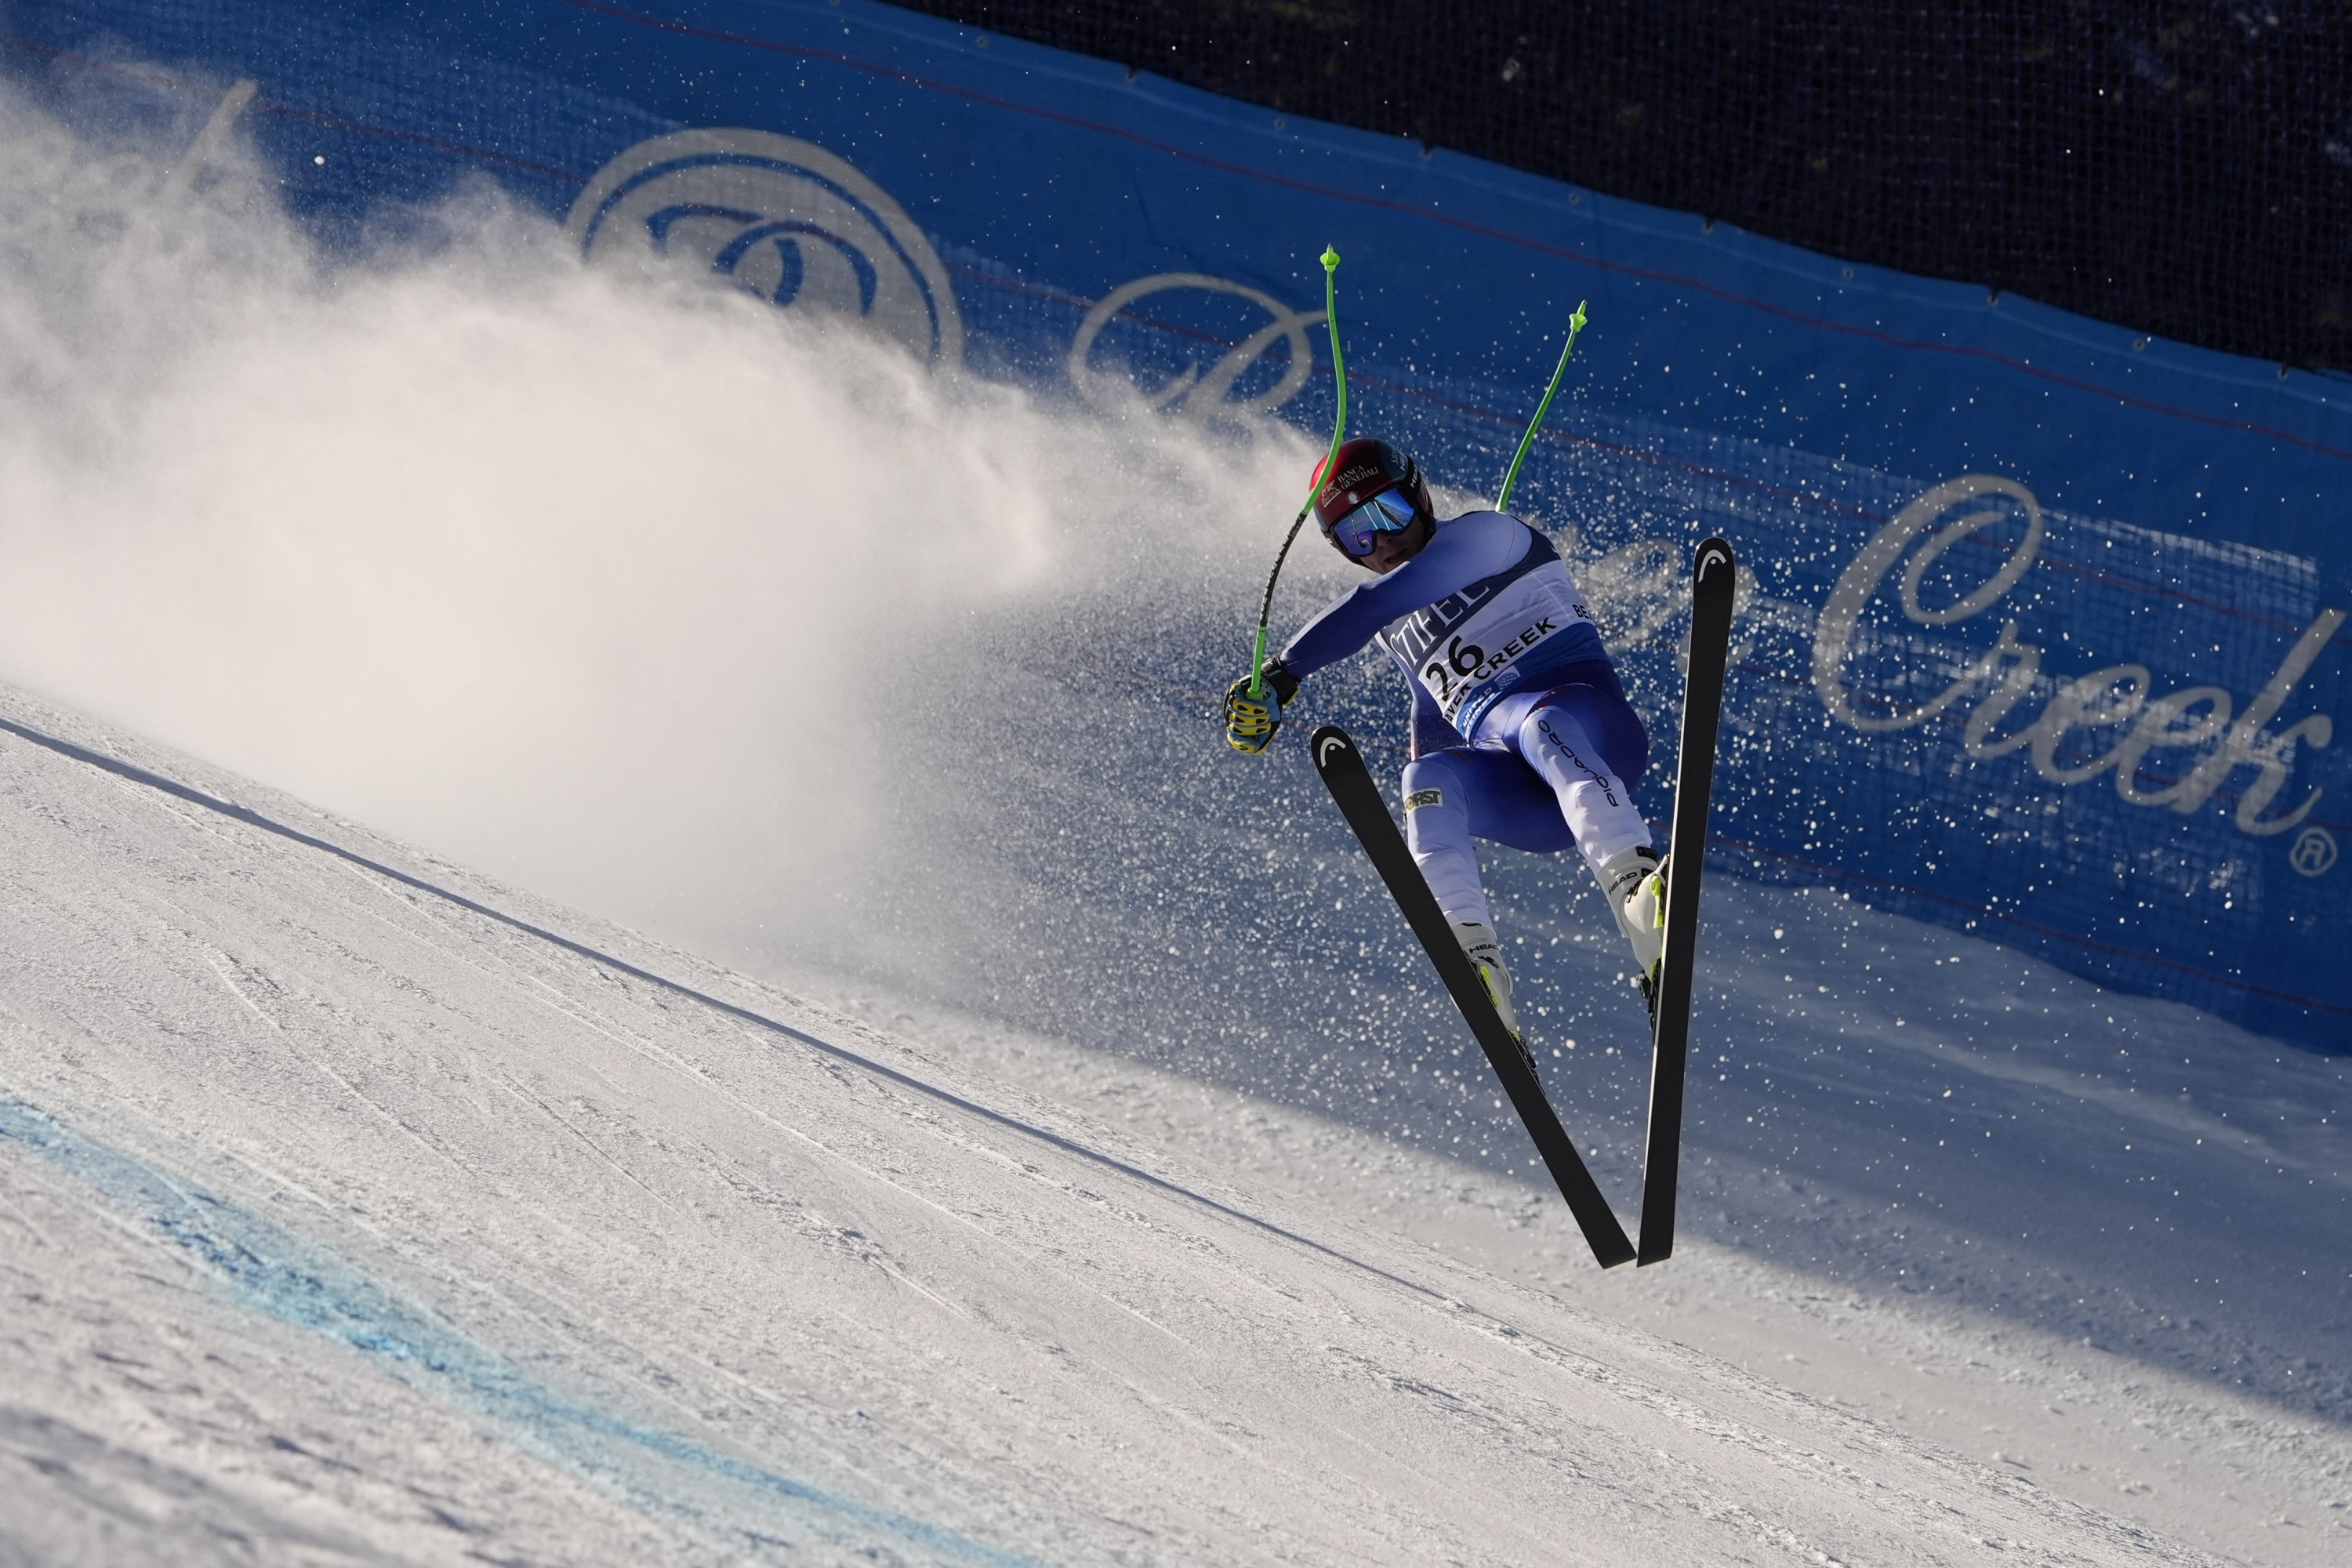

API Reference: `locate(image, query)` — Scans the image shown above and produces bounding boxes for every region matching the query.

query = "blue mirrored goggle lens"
[1327,489,1418,556]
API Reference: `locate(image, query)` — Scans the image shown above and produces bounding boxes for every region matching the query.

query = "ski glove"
[1224,660,1301,753]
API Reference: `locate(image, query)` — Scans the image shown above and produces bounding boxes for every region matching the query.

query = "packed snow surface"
[1,687,2345,1566]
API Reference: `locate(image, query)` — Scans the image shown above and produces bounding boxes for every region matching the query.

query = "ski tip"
[1694,536,1735,583]
[1308,725,1356,770]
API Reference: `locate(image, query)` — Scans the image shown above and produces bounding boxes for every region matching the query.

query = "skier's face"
[1356,513,1432,575]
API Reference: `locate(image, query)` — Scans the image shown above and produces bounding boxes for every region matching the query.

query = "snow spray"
[0,71,1309,958]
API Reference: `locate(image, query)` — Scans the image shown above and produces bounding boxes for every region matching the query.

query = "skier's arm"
[1226,513,1525,753]
[1275,514,1530,681]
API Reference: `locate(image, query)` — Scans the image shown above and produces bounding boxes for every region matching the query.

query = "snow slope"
[5,682,2319,1566]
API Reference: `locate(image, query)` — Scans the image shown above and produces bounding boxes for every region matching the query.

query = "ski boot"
[1454,922,1536,1073]
[1598,846,1668,1022]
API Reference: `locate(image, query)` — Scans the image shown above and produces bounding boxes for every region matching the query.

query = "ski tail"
[1636,536,1737,1265]
[1310,726,1636,1269]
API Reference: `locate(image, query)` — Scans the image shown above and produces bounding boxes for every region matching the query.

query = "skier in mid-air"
[1224,437,1665,1036]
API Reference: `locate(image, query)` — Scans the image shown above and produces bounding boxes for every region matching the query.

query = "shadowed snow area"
[0,74,2346,1566]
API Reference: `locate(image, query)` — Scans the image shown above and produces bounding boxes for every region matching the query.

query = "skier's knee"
[1400,753,1471,852]
[1525,689,1646,788]
[1401,753,1469,824]
[1519,704,1601,779]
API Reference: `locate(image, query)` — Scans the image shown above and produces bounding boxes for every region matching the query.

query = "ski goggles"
[1323,488,1420,557]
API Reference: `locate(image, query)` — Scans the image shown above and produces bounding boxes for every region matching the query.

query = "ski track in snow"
[0,683,2343,1566]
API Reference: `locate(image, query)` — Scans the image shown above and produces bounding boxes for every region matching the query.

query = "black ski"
[1636,535,1737,1265]
[1310,725,1636,1269]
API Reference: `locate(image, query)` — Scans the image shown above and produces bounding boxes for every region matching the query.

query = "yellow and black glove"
[1224,661,1301,753]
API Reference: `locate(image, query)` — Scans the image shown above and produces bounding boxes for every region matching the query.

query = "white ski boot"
[1597,846,1668,1001]
[1453,921,1527,1044]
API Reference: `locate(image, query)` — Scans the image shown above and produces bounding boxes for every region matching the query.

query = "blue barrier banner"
[5,0,2347,1048]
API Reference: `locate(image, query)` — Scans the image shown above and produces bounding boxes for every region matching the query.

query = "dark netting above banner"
[887,0,2351,372]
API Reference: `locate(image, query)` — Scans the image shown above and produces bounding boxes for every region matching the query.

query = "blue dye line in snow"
[0,1094,1045,1568]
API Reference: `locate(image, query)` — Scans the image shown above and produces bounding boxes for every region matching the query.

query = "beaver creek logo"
[1067,273,1323,430]
[1813,474,2344,840]
[566,129,964,366]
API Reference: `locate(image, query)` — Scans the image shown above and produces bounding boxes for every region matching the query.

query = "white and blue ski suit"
[1278,510,1653,929]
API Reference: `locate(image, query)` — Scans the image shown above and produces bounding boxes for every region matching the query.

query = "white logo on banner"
[1813,474,2344,839]
[567,129,964,366]
[2291,826,2338,876]
[1069,273,1322,429]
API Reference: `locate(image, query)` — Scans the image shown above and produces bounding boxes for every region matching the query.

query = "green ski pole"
[1247,246,1348,699]
[1495,299,1588,514]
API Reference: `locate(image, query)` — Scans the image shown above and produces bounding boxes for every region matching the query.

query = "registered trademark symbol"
[2288,826,2337,877]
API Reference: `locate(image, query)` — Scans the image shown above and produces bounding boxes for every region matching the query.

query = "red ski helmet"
[1312,437,1431,555]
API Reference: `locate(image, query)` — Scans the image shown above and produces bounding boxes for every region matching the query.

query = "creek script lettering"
[1812,474,2344,838]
